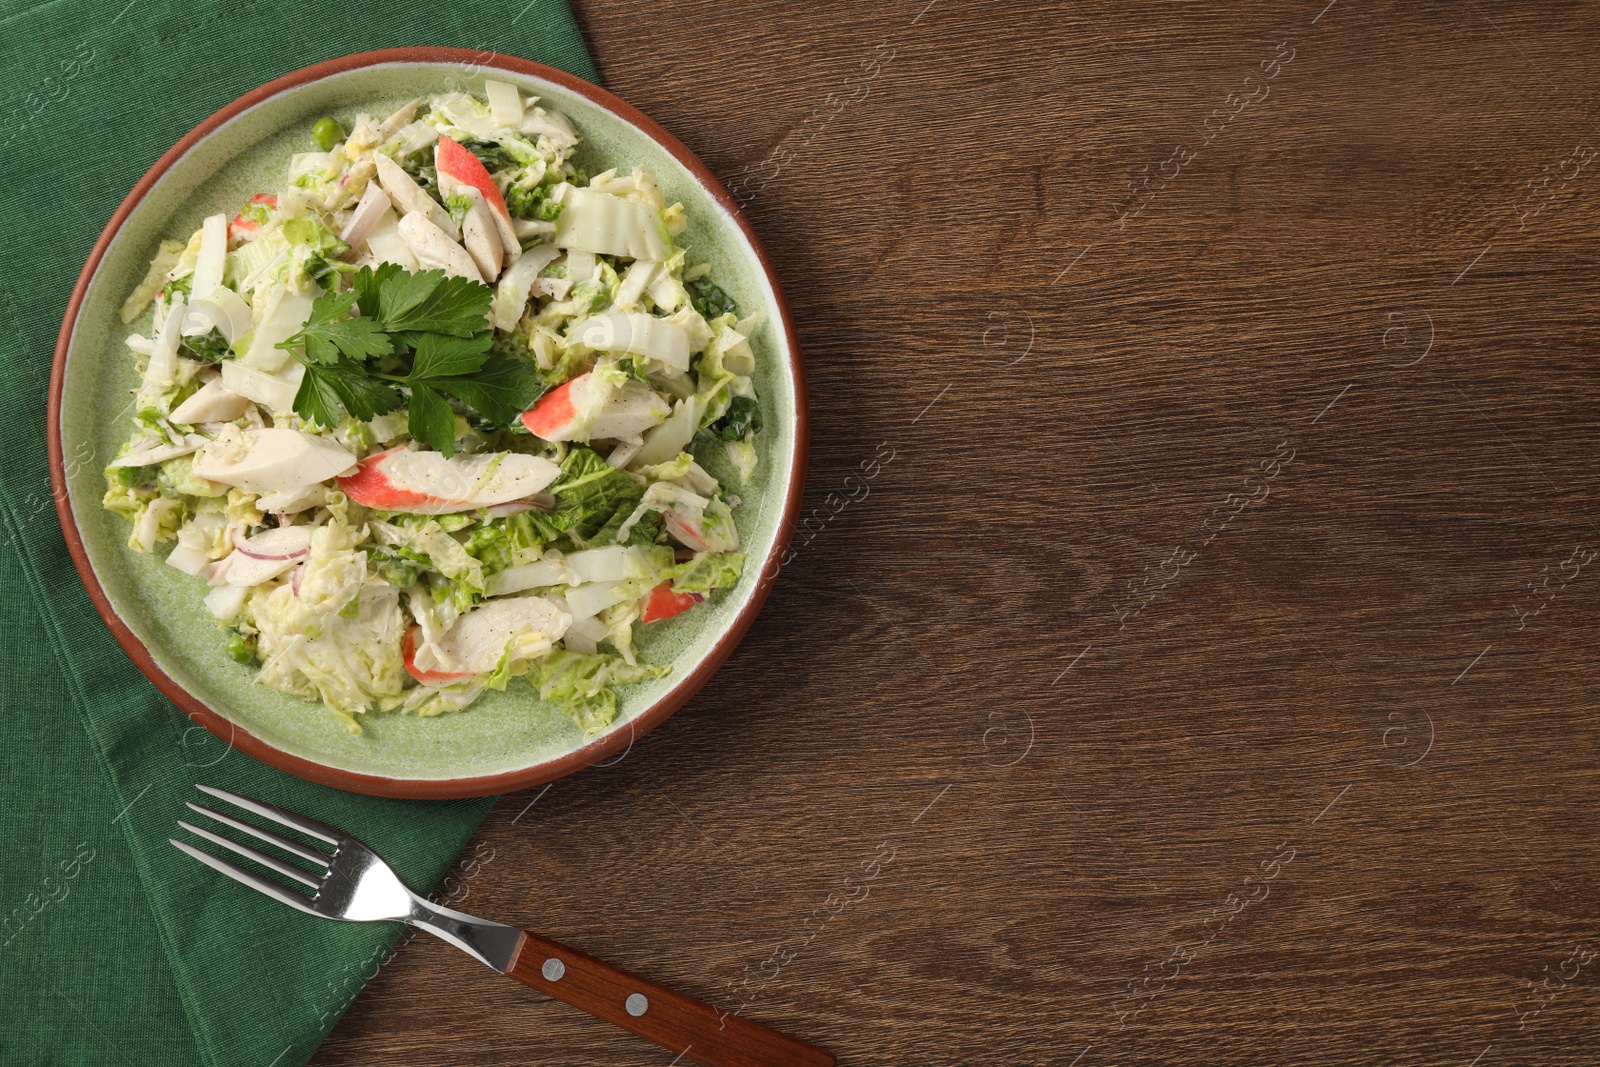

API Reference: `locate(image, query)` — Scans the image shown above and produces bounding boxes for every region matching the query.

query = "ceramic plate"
[50,48,806,798]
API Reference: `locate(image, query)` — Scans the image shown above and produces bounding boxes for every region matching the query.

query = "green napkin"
[0,7,595,1065]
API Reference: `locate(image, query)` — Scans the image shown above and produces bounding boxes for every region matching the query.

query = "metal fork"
[172,784,833,1067]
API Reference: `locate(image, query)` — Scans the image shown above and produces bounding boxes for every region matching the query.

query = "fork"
[170,784,834,1067]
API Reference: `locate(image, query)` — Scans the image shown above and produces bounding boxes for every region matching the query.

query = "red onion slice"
[232,525,312,561]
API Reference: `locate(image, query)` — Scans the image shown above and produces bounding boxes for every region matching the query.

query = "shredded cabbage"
[103,80,767,733]
[531,650,668,733]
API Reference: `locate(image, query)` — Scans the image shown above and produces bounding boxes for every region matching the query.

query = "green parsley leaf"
[282,266,536,447]
[325,364,403,422]
[434,354,544,426]
[284,289,392,365]
[293,363,345,430]
[372,268,439,326]
[378,269,492,337]
[320,314,391,363]
[406,384,458,456]
[295,362,401,426]
[408,331,492,381]
[352,262,401,319]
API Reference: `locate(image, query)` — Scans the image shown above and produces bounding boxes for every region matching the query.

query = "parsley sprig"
[279,264,542,456]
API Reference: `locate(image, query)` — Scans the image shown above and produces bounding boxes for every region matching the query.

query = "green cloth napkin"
[0,7,595,1065]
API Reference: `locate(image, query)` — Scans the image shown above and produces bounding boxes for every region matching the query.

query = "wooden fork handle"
[505,930,834,1067]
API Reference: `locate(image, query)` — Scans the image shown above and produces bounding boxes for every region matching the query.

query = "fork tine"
[169,839,321,917]
[195,784,341,846]
[177,821,322,888]
[186,802,331,867]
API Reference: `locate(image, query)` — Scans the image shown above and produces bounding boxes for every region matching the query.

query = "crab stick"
[640,581,700,623]
[398,211,482,282]
[192,428,356,495]
[228,193,278,244]
[520,372,669,442]
[338,447,560,514]
[435,135,519,255]
[404,596,571,684]
[373,151,459,241]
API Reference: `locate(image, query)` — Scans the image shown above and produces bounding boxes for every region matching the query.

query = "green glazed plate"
[50,49,806,798]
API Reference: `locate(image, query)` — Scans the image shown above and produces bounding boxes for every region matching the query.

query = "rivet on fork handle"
[506,930,835,1067]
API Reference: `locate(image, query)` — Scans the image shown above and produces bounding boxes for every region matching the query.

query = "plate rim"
[48,46,809,799]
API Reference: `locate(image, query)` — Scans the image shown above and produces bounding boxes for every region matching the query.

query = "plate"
[49,48,806,799]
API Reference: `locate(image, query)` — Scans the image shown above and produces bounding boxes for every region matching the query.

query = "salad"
[104,81,766,734]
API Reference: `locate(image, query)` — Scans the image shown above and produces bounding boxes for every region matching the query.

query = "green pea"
[311,116,345,152]
[224,632,256,665]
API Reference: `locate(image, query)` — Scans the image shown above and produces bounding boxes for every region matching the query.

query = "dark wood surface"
[313,2,1600,1064]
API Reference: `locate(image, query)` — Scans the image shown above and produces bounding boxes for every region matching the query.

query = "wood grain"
[313,2,1600,1064]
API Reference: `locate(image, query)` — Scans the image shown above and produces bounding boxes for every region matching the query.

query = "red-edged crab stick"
[520,372,669,442]
[338,447,560,514]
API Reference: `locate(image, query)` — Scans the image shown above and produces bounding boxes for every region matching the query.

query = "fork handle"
[505,930,834,1067]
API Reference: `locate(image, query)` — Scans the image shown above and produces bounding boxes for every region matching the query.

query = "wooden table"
[314,2,1600,1063]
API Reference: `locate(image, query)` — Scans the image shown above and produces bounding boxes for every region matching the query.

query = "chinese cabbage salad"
[104,83,765,734]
